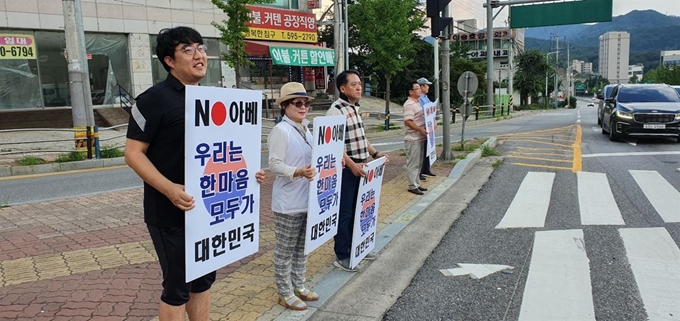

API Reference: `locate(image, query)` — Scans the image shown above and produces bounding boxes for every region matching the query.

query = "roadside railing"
[450,103,511,123]
[116,84,135,115]
[0,124,128,159]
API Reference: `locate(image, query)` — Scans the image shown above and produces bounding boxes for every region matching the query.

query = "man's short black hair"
[156,27,203,72]
[335,70,361,91]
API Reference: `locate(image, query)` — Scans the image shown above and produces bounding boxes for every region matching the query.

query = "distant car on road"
[601,84,680,142]
[587,102,595,107]
[597,84,617,125]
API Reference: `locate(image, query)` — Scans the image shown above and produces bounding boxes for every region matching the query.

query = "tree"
[211,0,273,88]
[630,74,639,84]
[513,50,551,106]
[349,0,426,114]
[643,65,680,85]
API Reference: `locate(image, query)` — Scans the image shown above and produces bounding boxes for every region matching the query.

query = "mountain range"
[524,10,680,72]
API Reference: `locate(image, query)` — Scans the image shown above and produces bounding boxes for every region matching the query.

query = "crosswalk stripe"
[519,229,595,321]
[578,172,625,225]
[629,170,680,223]
[619,228,680,320]
[496,172,555,228]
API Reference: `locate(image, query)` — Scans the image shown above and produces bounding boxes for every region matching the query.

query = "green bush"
[100,147,124,158]
[55,151,86,163]
[15,156,47,166]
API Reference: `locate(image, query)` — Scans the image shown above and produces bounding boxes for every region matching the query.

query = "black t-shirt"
[126,74,187,227]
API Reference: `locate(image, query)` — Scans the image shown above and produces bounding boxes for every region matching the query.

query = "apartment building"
[598,31,630,84]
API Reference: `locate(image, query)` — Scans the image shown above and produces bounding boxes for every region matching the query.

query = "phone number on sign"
[246,28,317,43]
[0,46,34,58]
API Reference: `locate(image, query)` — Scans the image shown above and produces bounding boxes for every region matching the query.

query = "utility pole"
[508,32,514,112]
[343,0,349,70]
[554,34,559,108]
[62,0,95,149]
[486,0,494,108]
[434,40,439,104]
[440,4,452,160]
[566,38,571,107]
[333,0,344,100]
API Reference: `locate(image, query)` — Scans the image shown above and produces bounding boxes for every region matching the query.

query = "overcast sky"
[451,0,680,28]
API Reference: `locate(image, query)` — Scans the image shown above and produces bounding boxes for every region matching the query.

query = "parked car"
[601,84,680,142]
[673,85,680,96]
[597,84,617,125]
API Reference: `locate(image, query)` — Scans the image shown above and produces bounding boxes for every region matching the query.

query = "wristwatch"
[371,151,380,159]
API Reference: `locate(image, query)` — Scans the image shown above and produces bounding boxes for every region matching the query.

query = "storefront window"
[240,57,302,90]
[261,0,299,9]
[0,30,42,109]
[150,38,222,87]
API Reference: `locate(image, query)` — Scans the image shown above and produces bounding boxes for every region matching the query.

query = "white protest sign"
[423,99,437,165]
[305,115,346,255]
[184,86,262,282]
[349,157,387,268]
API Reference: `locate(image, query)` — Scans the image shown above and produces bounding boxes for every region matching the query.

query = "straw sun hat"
[275,82,314,105]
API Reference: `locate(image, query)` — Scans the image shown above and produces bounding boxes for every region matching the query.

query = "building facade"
[572,60,583,73]
[598,31,630,84]
[583,62,593,74]
[660,50,680,68]
[628,63,644,80]
[0,0,326,110]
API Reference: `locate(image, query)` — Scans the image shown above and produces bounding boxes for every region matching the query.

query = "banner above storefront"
[0,34,36,59]
[246,6,318,43]
[269,46,334,67]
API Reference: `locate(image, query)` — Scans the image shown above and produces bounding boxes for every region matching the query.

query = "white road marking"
[496,172,555,229]
[518,229,595,321]
[577,172,624,225]
[439,264,514,279]
[629,170,680,223]
[583,151,680,158]
[619,227,680,321]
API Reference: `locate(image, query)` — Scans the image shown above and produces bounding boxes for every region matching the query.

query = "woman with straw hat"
[267,82,319,310]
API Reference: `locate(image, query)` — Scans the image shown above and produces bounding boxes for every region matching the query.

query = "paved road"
[0,108,574,205]
[384,100,680,321]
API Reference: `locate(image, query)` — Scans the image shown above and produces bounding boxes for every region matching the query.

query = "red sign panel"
[246,5,317,33]
[314,67,325,90]
[308,0,320,9]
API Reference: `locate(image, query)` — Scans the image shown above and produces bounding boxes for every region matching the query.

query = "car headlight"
[616,110,633,120]
[676,113,680,121]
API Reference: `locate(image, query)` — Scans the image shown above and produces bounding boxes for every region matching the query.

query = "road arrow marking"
[440,264,514,279]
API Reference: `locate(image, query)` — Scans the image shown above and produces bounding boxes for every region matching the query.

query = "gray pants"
[274,212,307,297]
[405,140,425,190]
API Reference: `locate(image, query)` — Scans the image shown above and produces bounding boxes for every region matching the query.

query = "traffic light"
[426,0,453,38]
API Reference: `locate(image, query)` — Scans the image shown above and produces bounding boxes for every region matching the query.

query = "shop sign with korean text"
[184,86,262,282]
[0,34,36,59]
[349,157,387,268]
[304,115,346,255]
[423,100,437,165]
[270,46,334,67]
[246,5,317,43]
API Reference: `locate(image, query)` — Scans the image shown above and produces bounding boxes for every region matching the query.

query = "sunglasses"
[290,101,311,108]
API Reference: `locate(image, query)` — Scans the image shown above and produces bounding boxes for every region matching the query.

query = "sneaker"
[334,258,359,272]
[363,252,378,261]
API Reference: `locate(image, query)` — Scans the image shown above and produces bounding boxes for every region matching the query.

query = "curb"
[273,137,498,321]
[0,158,127,178]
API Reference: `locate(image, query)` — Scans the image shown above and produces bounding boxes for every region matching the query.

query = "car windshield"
[616,86,680,103]
[674,87,680,96]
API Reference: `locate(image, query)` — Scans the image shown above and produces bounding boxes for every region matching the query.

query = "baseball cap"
[417,77,432,85]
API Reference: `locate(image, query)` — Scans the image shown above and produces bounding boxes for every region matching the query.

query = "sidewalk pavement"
[0,134,495,320]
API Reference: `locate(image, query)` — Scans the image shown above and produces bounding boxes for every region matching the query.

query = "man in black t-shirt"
[125,27,264,321]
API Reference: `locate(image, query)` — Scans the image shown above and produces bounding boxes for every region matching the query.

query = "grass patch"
[100,146,124,158]
[481,145,499,157]
[1,194,10,208]
[399,151,407,156]
[0,148,12,152]
[15,156,47,166]
[492,159,503,169]
[374,122,401,132]
[455,154,467,160]
[452,143,480,152]
[55,151,86,163]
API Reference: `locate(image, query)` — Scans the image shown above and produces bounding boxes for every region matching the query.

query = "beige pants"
[405,140,424,190]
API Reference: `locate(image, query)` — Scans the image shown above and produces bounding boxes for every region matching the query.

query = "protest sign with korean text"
[304,115,346,255]
[349,157,387,268]
[184,86,261,282]
[423,99,437,165]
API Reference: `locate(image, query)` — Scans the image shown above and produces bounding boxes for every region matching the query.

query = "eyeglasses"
[411,87,421,91]
[177,44,207,56]
[291,101,312,108]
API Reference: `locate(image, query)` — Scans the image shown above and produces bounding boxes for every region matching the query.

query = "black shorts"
[147,225,217,306]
